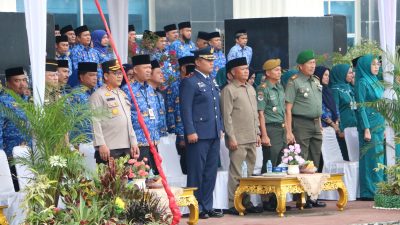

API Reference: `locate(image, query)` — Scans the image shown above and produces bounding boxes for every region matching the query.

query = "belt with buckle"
[293,115,319,121]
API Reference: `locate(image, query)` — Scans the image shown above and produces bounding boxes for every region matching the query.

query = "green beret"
[296,50,315,64]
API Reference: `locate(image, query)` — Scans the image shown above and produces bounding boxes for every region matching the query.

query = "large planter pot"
[131,178,146,189]
[374,193,400,209]
[287,165,300,175]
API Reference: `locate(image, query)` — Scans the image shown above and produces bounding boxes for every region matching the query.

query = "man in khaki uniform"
[257,59,286,169]
[285,50,325,208]
[90,59,140,163]
[221,57,262,215]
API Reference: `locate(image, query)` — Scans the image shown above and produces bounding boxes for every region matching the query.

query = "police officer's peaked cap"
[102,59,121,73]
[131,55,151,67]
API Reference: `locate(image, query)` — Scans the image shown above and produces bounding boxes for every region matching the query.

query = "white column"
[233,0,324,18]
[107,0,128,63]
[378,0,397,166]
[24,0,46,105]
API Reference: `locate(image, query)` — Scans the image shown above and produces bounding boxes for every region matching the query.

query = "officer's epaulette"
[313,75,320,81]
[261,83,267,88]
[291,74,298,80]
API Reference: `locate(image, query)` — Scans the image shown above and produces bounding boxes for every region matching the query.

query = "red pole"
[93,1,181,224]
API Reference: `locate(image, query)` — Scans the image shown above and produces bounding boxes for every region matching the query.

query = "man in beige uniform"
[221,57,262,215]
[90,59,140,163]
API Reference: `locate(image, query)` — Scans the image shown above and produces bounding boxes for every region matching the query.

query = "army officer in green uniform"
[257,58,285,170]
[285,50,326,208]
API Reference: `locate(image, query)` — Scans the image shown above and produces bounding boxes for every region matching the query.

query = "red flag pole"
[93,1,181,224]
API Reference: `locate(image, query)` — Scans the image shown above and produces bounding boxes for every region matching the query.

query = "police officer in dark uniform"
[180,46,224,219]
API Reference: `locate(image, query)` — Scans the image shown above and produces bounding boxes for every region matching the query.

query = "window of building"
[16,0,148,33]
[324,0,356,47]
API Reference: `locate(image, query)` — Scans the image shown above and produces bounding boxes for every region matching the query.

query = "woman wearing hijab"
[92,30,114,64]
[281,69,298,89]
[315,66,341,172]
[330,64,358,162]
[247,68,256,88]
[355,54,385,200]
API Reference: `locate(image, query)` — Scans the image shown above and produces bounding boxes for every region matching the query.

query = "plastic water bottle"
[241,161,248,178]
[267,160,273,173]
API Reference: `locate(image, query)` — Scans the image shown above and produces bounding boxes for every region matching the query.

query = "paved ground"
[180,201,400,225]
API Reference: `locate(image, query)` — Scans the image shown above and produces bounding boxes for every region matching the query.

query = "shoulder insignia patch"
[291,74,298,80]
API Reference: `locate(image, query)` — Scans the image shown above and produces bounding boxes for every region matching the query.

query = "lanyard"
[139,87,151,108]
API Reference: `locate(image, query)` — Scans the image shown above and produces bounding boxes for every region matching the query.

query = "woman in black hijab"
[314,66,342,172]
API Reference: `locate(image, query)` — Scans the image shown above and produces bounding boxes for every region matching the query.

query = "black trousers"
[8,157,19,192]
[138,145,159,175]
[176,142,187,175]
[94,148,131,164]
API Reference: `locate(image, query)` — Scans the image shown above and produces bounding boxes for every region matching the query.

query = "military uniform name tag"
[149,108,156,120]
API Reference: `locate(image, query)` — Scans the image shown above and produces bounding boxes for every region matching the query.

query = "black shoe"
[199,211,209,219]
[207,209,224,218]
[246,206,263,213]
[307,200,326,208]
[227,207,240,215]
[304,201,313,209]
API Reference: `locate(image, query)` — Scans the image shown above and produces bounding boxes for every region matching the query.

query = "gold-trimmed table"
[176,187,198,225]
[234,173,348,217]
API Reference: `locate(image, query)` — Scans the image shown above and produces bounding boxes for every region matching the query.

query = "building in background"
[0,0,396,49]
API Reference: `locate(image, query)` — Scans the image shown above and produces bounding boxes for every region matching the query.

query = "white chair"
[344,127,360,162]
[319,127,359,201]
[79,142,96,174]
[0,150,14,194]
[13,146,34,190]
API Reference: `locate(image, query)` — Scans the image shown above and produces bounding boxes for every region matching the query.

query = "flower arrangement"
[281,144,305,165]
[127,156,151,179]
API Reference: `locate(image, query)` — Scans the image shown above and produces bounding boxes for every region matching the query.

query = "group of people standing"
[1,21,393,220]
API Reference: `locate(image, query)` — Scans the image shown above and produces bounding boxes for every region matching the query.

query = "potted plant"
[281,144,306,175]
[373,160,400,209]
[126,156,151,189]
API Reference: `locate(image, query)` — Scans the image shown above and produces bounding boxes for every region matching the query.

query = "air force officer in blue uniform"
[179,47,224,219]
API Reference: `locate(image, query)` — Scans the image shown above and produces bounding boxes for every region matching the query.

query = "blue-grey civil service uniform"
[179,47,223,215]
